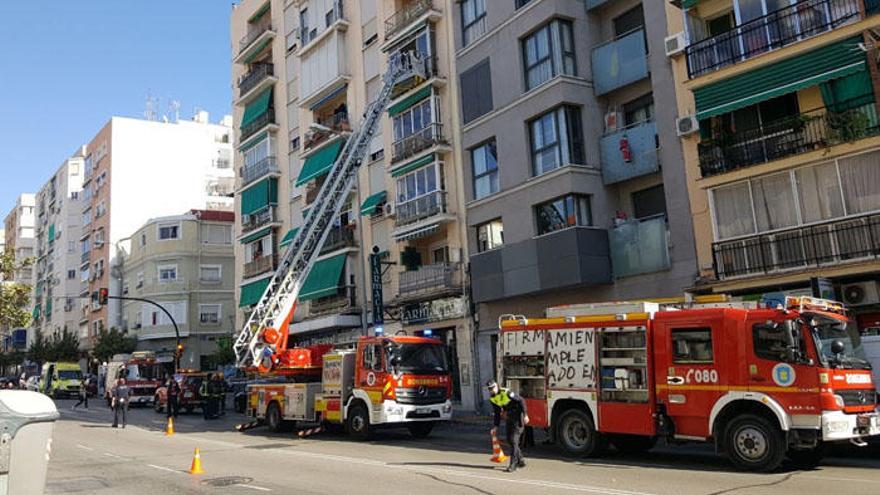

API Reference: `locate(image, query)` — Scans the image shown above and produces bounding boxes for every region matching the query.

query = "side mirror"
[831,339,846,355]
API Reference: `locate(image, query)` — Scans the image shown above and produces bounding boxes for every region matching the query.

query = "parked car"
[25,376,41,392]
[154,372,208,414]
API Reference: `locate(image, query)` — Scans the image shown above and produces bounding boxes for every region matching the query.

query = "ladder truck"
[234,52,454,439]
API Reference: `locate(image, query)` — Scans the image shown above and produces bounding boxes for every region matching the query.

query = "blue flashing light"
[374,326,384,336]
[422,328,433,337]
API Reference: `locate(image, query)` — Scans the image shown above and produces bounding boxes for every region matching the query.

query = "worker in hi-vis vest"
[486,380,529,472]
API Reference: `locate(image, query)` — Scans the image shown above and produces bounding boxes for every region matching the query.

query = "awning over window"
[279,227,300,247]
[241,88,273,128]
[309,84,348,111]
[48,224,55,243]
[243,39,272,64]
[241,178,278,215]
[694,37,866,119]
[360,191,387,216]
[299,253,347,301]
[248,1,270,23]
[239,277,271,307]
[32,305,40,318]
[682,0,701,8]
[391,153,435,177]
[296,140,344,186]
[240,227,271,245]
[388,86,431,116]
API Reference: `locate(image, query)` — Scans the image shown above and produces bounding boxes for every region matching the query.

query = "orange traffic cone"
[165,417,174,436]
[189,447,205,475]
[489,430,508,463]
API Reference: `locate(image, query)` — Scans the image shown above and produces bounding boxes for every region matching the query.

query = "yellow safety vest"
[489,388,512,408]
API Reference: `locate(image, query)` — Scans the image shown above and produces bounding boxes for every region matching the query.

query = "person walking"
[72,376,89,409]
[111,378,131,428]
[166,376,181,419]
[486,380,529,473]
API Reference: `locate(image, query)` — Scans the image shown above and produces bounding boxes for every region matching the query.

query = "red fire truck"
[103,351,164,407]
[246,335,453,438]
[497,297,879,472]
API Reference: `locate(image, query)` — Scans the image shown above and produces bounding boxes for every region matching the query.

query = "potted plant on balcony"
[827,108,870,144]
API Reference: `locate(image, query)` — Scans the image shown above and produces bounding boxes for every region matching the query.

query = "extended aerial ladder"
[234,52,428,371]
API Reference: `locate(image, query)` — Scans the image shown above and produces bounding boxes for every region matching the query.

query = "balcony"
[600,120,659,184]
[586,0,609,9]
[391,123,446,163]
[591,28,648,95]
[390,55,443,100]
[241,108,276,142]
[238,63,275,100]
[236,23,275,64]
[685,0,861,79]
[304,113,350,151]
[320,226,357,254]
[240,156,279,187]
[243,254,276,279]
[609,215,670,278]
[297,0,347,53]
[395,191,447,227]
[241,205,280,234]
[385,0,436,39]
[81,252,90,264]
[713,213,880,280]
[308,290,358,318]
[398,262,462,301]
[699,98,880,177]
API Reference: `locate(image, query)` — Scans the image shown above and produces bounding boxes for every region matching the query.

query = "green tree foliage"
[211,337,236,366]
[26,330,50,364]
[46,329,80,362]
[92,327,137,364]
[0,249,33,331]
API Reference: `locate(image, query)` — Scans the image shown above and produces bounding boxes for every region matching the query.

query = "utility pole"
[98,291,182,371]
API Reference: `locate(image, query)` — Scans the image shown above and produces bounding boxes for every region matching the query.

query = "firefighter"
[486,380,529,472]
[111,378,130,428]
[166,376,181,419]
[200,375,214,420]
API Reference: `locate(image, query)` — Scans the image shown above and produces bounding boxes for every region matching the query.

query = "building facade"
[119,210,236,369]
[3,194,36,345]
[232,0,479,410]
[456,0,698,392]
[667,1,880,330]
[79,114,235,352]
[31,148,86,346]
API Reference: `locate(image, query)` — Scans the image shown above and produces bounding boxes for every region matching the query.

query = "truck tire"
[407,422,434,438]
[266,402,284,433]
[724,414,785,472]
[556,408,606,457]
[346,403,372,440]
[609,434,657,454]
[788,445,824,469]
[154,397,163,413]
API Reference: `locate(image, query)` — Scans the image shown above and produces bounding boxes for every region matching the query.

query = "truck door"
[654,314,727,438]
[748,318,820,414]
[357,341,387,405]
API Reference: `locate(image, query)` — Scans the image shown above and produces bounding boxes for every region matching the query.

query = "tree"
[46,329,80,362]
[211,337,236,367]
[92,327,136,364]
[27,330,50,365]
[0,249,33,332]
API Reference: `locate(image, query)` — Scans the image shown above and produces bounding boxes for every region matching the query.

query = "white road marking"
[147,464,180,474]
[803,475,880,485]
[236,484,272,492]
[75,444,94,451]
[102,452,123,459]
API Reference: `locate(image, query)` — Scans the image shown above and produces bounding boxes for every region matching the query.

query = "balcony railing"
[239,23,273,54]
[385,0,433,38]
[304,113,350,151]
[395,190,447,227]
[699,97,880,177]
[391,54,440,99]
[242,205,279,233]
[238,63,274,96]
[713,213,880,280]
[308,289,357,317]
[609,215,670,278]
[391,123,445,163]
[399,262,461,297]
[244,254,276,279]
[600,120,659,184]
[241,109,275,142]
[240,156,279,187]
[685,0,861,78]
[81,252,90,264]
[320,226,357,254]
[591,28,648,95]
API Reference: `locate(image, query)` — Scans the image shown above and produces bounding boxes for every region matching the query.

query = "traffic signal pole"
[103,295,182,371]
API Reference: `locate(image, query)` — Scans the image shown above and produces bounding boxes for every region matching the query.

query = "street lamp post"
[105,295,182,371]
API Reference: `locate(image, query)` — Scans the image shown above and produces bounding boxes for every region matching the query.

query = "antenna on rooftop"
[169,100,181,123]
[144,92,158,121]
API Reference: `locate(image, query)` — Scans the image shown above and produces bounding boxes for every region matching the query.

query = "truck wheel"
[407,422,434,438]
[610,434,657,454]
[788,445,824,469]
[556,408,606,457]
[266,402,284,433]
[154,398,163,413]
[724,414,785,472]
[346,403,372,440]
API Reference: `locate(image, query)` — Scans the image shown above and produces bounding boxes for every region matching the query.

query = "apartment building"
[455,0,698,389]
[118,210,235,369]
[31,148,86,347]
[232,0,478,409]
[79,113,234,353]
[3,194,36,345]
[667,1,880,328]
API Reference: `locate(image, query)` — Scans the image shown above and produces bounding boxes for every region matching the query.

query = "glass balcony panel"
[600,120,659,184]
[591,28,648,95]
[609,216,670,278]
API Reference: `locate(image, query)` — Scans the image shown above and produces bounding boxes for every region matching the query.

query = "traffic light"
[98,288,109,305]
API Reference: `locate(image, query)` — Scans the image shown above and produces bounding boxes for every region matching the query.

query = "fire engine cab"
[498,297,879,471]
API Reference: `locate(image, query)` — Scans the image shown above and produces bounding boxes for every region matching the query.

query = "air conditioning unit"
[604,111,623,133]
[676,115,700,136]
[383,202,396,217]
[842,281,880,306]
[665,32,686,58]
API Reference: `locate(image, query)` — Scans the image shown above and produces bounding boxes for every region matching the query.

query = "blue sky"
[0,1,234,218]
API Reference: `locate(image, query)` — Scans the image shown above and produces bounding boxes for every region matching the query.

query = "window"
[613,5,645,37]
[529,106,584,175]
[158,223,179,240]
[95,201,106,218]
[392,98,436,143]
[362,344,383,372]
[67,269,76,280]
[245,236,273,261]
[142,301,186,328]
[535,195,591,235]
[299,8,311,43]
[522,20,576,91]
[243,135,274,169]
[67,240,75,253]
[140,233,147,247]
[200,265,222,283]
[460,0,487,47]
[623,94,654,126]
[158,265,178,282]
[201,223,232,244]
[396,163,439,204]
[199,304,222,325]
[432,246,449,263]
[632,185,667,219]
[82,209,91,227]
[471,140,498,200]
[460,59,493,124]
[94,228,106,246]
[753,322,795,362]
[477,219,504,252]
[81,238,90,255]
[70,191,79,200]
[136,272,144,288]
[672,328,714,363]
[515,0,533,9]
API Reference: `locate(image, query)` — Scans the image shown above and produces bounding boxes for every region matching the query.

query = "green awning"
[240,278,271,307]
[694,37,866,119]
[279,228,300,247]
[241,88,272,128]
[48,224,55,243]
[240,227,271,245]
[682,0,701,8]
[360,191,387,216]
[388,86,432,116]
[299,253,347,301]
[296,140,344,186]
[248,2,270,23]
[391,154,435,177]
[239,132,268,151]
[240,178,278,215]
[45,301,52,315]
[32,305,40,318]
[243,38,272,64]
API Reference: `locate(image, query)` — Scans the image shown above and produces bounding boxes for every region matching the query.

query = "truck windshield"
[391,344,448,374]
[807,314,871,370]
[58,370,82,381]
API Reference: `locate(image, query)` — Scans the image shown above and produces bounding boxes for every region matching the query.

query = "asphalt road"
[45,398,880,495]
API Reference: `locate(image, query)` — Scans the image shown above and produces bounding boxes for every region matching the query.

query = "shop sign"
[402,297,465,325]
